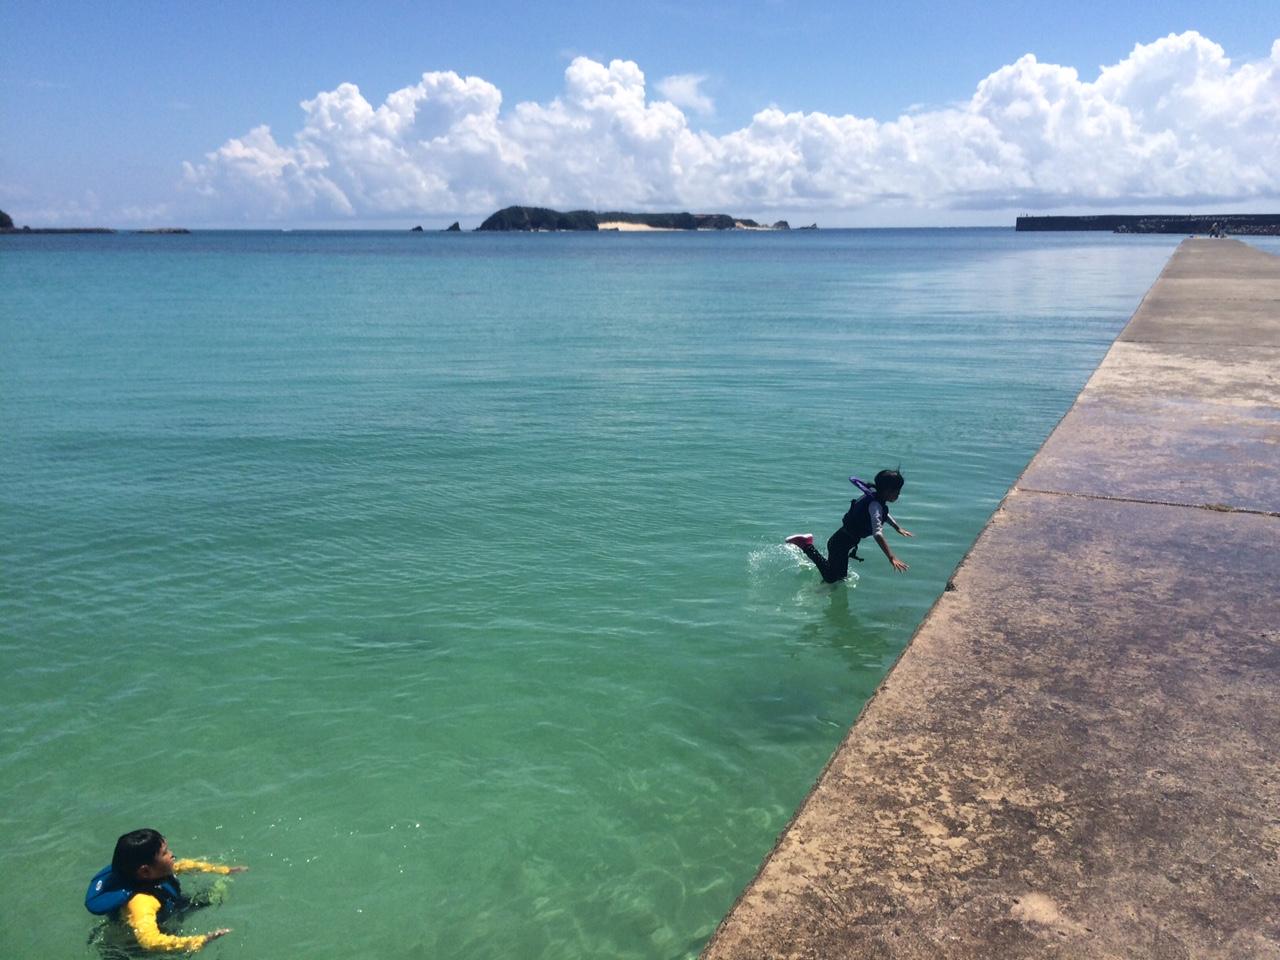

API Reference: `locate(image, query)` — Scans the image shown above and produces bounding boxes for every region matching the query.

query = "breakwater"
[1016,213,1280,234]
[702,239,1280,959]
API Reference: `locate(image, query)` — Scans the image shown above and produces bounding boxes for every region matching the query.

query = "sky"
[3,0,1278,228]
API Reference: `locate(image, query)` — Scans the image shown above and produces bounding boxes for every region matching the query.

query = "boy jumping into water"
[85,828,247,952]
[786,469,913,583]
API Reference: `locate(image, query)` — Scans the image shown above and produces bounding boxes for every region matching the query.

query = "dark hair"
[112,828,165,878]
[873,468,904,496]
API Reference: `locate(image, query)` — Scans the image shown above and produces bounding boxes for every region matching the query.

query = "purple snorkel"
[849,476,875,496]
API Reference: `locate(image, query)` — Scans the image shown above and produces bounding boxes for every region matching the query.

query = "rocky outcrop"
[693,214,736,230]
[478,206,599,231]
[445,222,461,232]
[0,208,13,230]
[410,225,424,231]
[134,228,190,234]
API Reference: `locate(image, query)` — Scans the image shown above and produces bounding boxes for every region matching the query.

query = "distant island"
[1016,214,1280,235]
[476,206,814,232]
[0,209,192,235]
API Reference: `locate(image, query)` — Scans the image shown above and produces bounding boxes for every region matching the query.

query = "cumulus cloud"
[181,33,1280,221]
[657,73,714,116]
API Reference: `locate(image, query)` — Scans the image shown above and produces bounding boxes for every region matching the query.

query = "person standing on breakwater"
[85,828,247,952]
[786,469,912,583]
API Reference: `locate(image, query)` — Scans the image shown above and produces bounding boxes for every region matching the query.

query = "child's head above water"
[112,828,175,882]
[873,469,905,502]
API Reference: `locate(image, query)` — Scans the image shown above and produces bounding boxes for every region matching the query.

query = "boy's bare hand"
[205,928,232,942]
[896,527,914,538]
[890,557,909,573]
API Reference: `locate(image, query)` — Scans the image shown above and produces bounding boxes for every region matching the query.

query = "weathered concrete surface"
[1021,241,1280,513]
[702,240,1280,960]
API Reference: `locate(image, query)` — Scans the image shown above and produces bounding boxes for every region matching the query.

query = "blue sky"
[3,1,1278,227]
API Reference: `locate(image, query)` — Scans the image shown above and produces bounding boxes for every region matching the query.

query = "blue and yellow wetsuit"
[126,859,233,952]
[86,859,232,952]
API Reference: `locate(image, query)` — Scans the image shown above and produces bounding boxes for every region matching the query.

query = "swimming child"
[85,828,247,952]
[786,468,913,583]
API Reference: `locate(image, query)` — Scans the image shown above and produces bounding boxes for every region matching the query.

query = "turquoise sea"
[6,228,1272,958]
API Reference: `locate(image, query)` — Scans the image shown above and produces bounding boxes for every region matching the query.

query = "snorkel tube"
[849,476,875,497]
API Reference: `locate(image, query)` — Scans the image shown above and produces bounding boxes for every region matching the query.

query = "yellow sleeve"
[174,858,232,875]
[124,893,209,952]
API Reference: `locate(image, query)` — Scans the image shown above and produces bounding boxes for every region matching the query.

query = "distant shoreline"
[0,227,191,235]
[1,227,116,234]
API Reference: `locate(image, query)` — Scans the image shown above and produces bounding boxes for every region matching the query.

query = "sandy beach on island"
[596,221,786,232]
[595,221,681,231]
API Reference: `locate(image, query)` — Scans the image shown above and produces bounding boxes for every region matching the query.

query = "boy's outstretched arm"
[885,513,913,538]
[124,894,231,952]
[174,858,248,875]
[874,533,909,572]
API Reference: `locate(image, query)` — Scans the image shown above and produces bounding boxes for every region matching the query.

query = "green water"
[1,229,1184,958]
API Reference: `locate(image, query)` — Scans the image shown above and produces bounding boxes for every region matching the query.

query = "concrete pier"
[702,240,1280,959]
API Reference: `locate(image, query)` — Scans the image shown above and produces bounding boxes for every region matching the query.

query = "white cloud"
[15,190,103,226]
[118,202,176,225]
[181,33,1280,221]
[657,73,714,116]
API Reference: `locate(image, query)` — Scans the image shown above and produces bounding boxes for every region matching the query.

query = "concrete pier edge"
[701,239,1280,959]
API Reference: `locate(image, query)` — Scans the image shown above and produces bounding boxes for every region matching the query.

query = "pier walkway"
[702,240,1280,959]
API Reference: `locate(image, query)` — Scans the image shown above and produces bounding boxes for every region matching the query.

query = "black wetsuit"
[800,493,888,583]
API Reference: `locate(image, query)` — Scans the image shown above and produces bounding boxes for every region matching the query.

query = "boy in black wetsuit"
[786,469,912,583]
